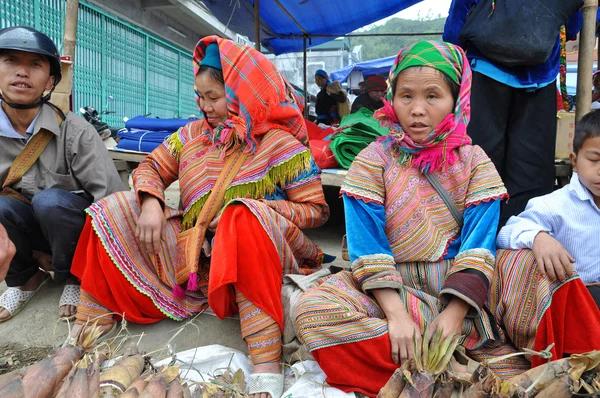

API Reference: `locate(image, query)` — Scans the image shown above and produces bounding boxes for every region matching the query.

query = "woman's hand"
[429,298,469,340]
[372,288,421,365]
[136,195,166,255]
[532,232,574,282]
[387,313,421,365]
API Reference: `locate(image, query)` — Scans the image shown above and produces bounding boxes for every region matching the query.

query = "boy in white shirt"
[497,109,600,307]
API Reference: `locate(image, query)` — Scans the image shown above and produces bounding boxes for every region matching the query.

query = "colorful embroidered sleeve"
[341,144,402,293]
[260,157,330,229]
[440,146,507,316]
[132,128,182,208]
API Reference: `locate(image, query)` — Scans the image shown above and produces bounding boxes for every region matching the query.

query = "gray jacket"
[0,103,126,202]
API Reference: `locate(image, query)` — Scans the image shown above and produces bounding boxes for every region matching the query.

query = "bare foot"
[0,269,48,320]
[59,276,79,319]
[250,362,282,398]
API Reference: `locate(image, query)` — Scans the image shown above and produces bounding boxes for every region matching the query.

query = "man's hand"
[532,232,574,282]
[0,224,15,282]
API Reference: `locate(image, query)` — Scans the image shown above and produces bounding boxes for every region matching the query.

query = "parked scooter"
[80,95,117,139]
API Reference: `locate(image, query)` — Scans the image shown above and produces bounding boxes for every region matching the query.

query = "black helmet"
[0,26,61,85]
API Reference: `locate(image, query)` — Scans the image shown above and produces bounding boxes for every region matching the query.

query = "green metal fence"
[0,0,197,127]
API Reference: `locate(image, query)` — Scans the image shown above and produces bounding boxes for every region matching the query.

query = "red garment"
[556,88,565,111]
[306,120,334,140]
[72,219,166,324]
[72,204,285,329]
[311,279,600,397]
[312,334,397,397]
[209,204,285,332]
[532,279,600,367]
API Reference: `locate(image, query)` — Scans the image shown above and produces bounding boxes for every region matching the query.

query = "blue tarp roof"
[330,55,396,83]
[202,0,424,55]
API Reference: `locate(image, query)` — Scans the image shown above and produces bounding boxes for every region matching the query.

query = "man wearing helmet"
[0,26,125,322]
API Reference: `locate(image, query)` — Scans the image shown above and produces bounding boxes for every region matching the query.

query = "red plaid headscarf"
[193,36,308,156]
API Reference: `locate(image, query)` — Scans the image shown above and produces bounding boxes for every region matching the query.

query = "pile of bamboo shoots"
[0,341,191,398]
[378,327,600,398]
[0,323,253,398]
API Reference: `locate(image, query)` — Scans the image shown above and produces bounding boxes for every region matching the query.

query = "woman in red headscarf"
[70,36,330,398]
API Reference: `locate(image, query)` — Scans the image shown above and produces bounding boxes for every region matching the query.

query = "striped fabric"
[86,128,329,320]
[76,290,114,326]
[342,143,507,265]
[497,173,600,284]
[296,249,569,379]
[237,290,282,365]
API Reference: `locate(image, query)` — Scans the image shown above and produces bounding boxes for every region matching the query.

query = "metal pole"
[303,36,308,118]
[576,0,598,121]
[254,0,260,51]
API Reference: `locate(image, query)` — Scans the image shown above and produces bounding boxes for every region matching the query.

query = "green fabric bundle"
[329,108,390,169]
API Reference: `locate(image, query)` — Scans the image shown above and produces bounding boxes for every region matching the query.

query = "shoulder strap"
[194,149,249,228]
[424,172,464,228]
[0,107,64,204]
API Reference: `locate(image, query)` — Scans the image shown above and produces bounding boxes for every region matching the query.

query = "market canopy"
[202,0,425,55]
[330,55,396,83]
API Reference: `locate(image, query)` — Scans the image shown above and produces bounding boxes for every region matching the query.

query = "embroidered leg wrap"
[75,290,114,325]
[236,290,281,365]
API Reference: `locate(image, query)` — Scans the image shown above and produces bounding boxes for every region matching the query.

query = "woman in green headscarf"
[294,41,600,396]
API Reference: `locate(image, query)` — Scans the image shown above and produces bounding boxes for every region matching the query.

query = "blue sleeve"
[343,193,402,292]
[458,199,500,254]
[443,0,477,45]
[343,193,393,262]
[567,10,583,39]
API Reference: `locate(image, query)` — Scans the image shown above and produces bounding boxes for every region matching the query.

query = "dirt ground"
[0,343,53,375]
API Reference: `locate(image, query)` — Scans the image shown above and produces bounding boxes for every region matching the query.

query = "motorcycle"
[80,96,118,140]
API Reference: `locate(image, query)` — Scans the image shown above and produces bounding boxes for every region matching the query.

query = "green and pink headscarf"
[375,41,472,173]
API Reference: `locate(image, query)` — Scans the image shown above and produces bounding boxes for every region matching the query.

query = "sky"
[377,0,453,23]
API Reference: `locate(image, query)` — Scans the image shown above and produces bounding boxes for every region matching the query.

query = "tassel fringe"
[181,150,312,229]
[173,284,186,300]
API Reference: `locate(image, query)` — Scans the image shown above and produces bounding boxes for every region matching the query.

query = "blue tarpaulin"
[330,55,396,83]
[202,0,425,55]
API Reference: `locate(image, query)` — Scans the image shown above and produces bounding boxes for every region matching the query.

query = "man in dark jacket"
[444,0,582,229]
[315,69,346,125]
[351,75,386,114]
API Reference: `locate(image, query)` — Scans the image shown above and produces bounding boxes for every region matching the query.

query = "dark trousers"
[588,286,600,310]
[0,188,90,287]
[468,72,557,229]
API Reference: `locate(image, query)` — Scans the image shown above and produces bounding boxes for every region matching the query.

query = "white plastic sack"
[154,345,355,397]
[281,360,356,398]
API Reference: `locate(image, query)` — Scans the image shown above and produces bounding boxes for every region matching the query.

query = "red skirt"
[311,279,600,397]
[72,204,285,329]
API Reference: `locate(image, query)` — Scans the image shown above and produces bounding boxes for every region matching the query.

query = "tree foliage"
[351,17,447,61]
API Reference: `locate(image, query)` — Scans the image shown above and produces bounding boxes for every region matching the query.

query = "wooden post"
[51,0,79,112]
[575,0,598,121]
[254,0,260,51]
[303,36,308,118]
